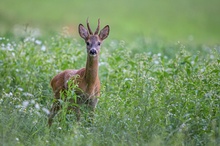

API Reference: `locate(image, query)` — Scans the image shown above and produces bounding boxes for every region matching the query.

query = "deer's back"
[50,69,84,97]
[50,68,100,99]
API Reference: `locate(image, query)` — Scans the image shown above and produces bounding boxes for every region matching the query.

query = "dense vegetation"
[0,33,219,145]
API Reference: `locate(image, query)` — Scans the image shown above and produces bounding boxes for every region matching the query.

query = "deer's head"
[78,19,110,57]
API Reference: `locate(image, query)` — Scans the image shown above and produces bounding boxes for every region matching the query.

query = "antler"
[87,18,93,35]
[94,19,100,35]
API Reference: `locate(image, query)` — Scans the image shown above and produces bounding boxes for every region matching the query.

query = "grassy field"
[0,0,220,43]
[0,0,220,145]
[0,33,220,145]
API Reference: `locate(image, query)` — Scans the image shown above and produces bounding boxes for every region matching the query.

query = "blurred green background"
[0,0,220,44]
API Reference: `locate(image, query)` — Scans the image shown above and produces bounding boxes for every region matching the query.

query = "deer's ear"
[99,25,110,40]
[78,24,89,39]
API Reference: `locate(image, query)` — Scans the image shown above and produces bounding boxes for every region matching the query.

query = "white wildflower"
[125,78,133,81]
[31,99,35,104]
[41,45,46,51]
[23,92,33,97]
[22,101,29,108]
[210,55,214,59]
[42,107,50,115]
[35,103,40,110]
[35,40,42,45]
[147,52,152,55]
[154,60,159,64]
[17,87,23,91]
[200,68,205,73]
[148,77,155,80]
[5,92,13,97]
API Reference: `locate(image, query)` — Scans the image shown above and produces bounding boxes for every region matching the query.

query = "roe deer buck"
[48,19,110,127]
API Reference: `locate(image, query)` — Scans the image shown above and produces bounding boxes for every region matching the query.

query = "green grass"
[0,0,220,44]
[0,32,220,145]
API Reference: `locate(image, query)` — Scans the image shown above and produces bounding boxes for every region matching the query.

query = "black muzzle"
[89,49,97,55]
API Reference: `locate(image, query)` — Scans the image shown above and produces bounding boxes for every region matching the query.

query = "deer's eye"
[98,42,101,46]
[86,42,90,46]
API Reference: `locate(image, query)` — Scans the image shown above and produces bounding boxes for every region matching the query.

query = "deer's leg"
[75,107,81,121]
[48,100,61,127]
[89,98,99,109]
[87,98,99,123]
[67,106,81,121]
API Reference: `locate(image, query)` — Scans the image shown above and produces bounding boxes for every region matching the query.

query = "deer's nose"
[89,49,97,56]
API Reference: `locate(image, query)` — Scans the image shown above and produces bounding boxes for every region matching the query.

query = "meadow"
[0,32,220,145]
[1,0,220,145]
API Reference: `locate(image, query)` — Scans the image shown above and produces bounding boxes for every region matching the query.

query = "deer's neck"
[85,55,99,86]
